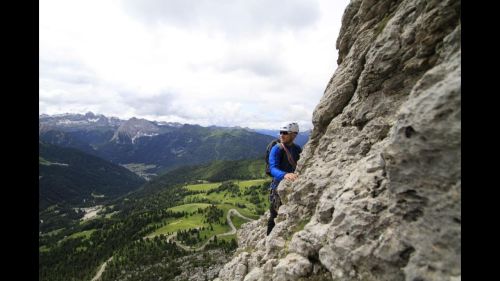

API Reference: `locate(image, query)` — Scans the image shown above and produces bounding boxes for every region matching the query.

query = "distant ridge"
[40,113,275,174]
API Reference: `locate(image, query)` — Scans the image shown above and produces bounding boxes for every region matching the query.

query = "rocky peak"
[215,0,461,280]
[38,112,124,133]
[84,111,96,118]
[110,117,160,144]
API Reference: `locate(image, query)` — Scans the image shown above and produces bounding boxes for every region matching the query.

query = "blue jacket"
[269,142,302,188]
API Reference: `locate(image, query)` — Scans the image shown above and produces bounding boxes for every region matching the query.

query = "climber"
[266,122,302,235]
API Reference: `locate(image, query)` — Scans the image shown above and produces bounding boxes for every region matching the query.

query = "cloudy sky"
[40,0,350,130]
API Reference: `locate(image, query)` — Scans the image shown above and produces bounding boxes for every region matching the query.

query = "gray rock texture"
[216,0,460,280]
[173,249,232,281]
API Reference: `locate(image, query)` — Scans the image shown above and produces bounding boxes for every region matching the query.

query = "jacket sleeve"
[269,144,286,181]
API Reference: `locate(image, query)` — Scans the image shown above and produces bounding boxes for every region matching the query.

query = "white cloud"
[39,0,350,130]
[120,0,319,36]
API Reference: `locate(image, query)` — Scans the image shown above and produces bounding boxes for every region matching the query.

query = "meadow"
[145,179,270,247]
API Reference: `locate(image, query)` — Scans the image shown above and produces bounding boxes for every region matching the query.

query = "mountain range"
[39,112,284,175]
[38,112,310,209]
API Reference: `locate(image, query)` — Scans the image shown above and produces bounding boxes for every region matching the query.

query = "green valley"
[144,180,269,250]
[39,160,272,281]
[39,142,146,210]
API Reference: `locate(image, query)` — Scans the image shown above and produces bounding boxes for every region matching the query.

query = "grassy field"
[149,215,205,236]
[146,179,270,244]
[218,234,236,243]
[148,214,231,240]
[196,223,232,246]
[184,194,267,219]
[189,193,268,213]
[185,179,269,192]
[67,229,96,240]
[237,179,269,188]
[185,183,221,192]
[231,214,250,229]
[168,203,212,214]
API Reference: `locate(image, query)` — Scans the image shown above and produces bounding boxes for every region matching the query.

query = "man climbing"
[267,122,302,235]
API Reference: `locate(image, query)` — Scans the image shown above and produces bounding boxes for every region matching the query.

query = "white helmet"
[279,122,299,133]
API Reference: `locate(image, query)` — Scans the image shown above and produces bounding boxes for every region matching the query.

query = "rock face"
[215,0,461,280]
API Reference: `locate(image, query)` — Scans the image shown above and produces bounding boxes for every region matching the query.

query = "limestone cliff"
[215,0,461,280]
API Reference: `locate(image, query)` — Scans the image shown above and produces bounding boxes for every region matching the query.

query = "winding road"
[165,209,253,252]
[90,209,254,281]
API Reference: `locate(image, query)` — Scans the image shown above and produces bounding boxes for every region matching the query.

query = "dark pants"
[267,189,280,235]
[267,204,278,235]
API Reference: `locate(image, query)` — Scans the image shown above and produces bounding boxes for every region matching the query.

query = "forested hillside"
[39,142,145,209]
[39,158,271,281]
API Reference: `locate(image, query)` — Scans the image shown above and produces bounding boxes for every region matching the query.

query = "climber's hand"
[284,173,298,182]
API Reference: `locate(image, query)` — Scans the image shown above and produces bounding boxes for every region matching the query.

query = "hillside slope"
[39,142,146,209]
[132,158,267,197]
[216,1,461,281]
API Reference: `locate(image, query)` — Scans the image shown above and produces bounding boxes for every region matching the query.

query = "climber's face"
[279,131,296,144]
